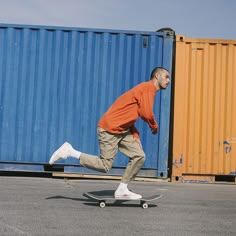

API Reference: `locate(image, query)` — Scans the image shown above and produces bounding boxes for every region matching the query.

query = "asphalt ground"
[0,176,235,236]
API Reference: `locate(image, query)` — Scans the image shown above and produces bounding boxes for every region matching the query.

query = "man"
[49,67,170,199]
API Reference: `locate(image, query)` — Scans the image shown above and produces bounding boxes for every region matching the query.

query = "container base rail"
[0,162,169,182]
[172,174,236,184]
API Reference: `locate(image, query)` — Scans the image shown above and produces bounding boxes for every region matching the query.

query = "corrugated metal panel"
[0,24,174,178]
[172,35,236,180]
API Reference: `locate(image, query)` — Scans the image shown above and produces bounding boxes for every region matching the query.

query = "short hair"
[150,67,169,80]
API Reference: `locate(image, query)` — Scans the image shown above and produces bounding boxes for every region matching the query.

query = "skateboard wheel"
[99,201,106,208]
[142,203,148,209]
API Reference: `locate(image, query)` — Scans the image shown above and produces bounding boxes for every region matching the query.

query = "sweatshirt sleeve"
[138,91,158,132]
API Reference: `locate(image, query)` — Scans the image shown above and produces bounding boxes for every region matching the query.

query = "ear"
[156,74,160,80]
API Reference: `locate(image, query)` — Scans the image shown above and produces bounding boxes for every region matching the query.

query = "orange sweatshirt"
[98,80,158,138]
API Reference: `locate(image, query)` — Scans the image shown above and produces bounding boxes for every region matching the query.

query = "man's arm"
[138,92,158,134]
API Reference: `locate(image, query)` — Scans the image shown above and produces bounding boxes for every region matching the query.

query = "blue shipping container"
[0,23,174,178]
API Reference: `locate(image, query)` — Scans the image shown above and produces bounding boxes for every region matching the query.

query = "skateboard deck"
[84,190,162,208]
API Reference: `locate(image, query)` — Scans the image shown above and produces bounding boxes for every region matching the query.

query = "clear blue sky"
[0,0,235,40]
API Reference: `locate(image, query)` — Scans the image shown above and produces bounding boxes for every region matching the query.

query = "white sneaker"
[49,142,72,165]
[114,189,142,200]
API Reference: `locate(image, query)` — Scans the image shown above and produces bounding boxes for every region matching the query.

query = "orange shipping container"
[172,35,236,183]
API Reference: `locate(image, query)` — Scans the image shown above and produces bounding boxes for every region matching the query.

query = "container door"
[172,36,236,182]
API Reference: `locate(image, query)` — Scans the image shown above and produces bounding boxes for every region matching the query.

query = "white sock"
[70,147,81,160]
[116,182,128,192]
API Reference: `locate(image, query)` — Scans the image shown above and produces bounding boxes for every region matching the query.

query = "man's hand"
[152,128,158,135]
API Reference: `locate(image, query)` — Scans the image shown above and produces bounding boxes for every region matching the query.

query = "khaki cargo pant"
[80,127,145,183]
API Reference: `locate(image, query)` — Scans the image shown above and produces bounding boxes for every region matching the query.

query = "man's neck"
[152,79,160,92]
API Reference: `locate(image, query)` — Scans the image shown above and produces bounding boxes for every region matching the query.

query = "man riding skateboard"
[49,67,170,200]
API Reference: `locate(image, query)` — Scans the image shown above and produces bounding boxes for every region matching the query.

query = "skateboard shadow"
[46,195,91,202]
[45,190,115,202]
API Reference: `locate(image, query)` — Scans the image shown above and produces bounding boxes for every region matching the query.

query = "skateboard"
[84,190,162,209]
